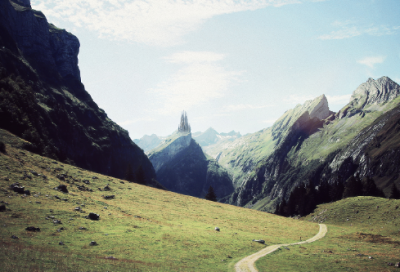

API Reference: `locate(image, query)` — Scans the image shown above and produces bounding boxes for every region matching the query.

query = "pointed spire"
[178,110,191,133]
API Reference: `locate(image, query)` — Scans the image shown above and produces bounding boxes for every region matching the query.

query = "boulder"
[0,204,6,212]
[53,220,62,225]
[90,241,98,246]
[103,195,115,200]
[26,226,40,232]
[59,241,64,245]
[11,235,18,239]
[252,239,265,244]
[55,185,68,193]
[9,183,25,194]
[88,213,99,220]
[215,227,220,231]
[103,185,111,191]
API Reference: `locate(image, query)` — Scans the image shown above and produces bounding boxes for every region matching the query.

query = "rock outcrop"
[0,0,80,82]
[0,0,157,185]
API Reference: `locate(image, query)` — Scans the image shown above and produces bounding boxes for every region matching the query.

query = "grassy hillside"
[0,129,318,271]
[256,196,400,271]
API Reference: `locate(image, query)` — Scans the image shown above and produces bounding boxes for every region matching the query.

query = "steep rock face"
[155,139,234,198]
[227,77,400,211]
[148,132,192,172]
[0,0,157,185]
[212,94,331,189]
[0,0,80,81]
[148,133,234,199]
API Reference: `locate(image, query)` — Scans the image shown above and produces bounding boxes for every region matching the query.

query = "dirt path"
[234,224,328,272]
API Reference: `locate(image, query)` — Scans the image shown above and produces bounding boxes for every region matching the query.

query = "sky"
[31,0,400,139]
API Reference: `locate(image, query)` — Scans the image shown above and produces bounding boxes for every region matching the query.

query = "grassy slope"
[256,196,400,271]
[0,129,318,271]
[207,96,327,188]
[290,96,400,167]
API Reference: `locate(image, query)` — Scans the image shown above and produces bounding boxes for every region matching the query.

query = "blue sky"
[31,0,400,139]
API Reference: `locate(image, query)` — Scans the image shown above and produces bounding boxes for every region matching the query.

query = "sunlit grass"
[0,129,318,271]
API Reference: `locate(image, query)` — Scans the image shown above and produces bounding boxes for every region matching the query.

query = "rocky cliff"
[148,131,234,199]
[225,77,400,211]
[0,0,158,185]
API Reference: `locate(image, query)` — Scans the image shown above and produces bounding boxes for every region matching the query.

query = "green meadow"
[256,197,400,271]
[0,129,318,271]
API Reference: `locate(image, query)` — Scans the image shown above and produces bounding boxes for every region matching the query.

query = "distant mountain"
[214,77,400,211]
[193,128,241,147]
[147,113,234,199]
[0,0,158,185]
[134,134,162,152]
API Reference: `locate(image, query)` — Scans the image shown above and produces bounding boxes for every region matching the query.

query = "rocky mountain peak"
[309,94,330,120]
[350,76,400,108]
[178,111,191,133]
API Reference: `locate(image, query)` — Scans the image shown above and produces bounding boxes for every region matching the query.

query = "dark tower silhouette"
[178,111,191,133]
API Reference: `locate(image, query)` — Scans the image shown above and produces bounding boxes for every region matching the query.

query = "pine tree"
[389,183,400,199]
[205,186,217,201]
[125,163,135,183]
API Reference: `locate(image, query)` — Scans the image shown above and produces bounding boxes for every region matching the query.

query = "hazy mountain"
[147,114,234,199]
[0,0,157,185]
[133,134,163,152]
[193,127,241,148]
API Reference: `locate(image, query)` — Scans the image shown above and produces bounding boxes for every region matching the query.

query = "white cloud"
[357,56,386,69]
[32,0,301,46]
[318,21,400,40]
[326,94,351,105]
[221,103,271,112]
[150,51,242,115]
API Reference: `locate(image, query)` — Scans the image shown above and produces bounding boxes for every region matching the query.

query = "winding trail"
[234,224,328,272]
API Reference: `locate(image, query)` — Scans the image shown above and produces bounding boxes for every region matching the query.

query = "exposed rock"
[0,0,157,186]
[9,182,25,194]
[54,185,68,193]
[87,213,99,220]
[25,226,40,232]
